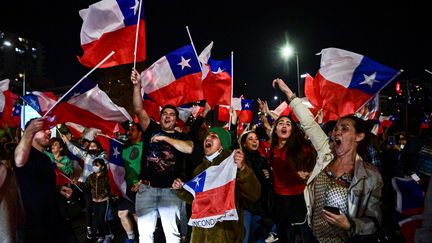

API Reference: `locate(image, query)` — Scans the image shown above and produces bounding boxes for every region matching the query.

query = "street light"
[280,43,300,97]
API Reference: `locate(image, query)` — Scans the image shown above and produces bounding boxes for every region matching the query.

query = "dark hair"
[50,137,67,156]
[270,116,316,172]
[160,105,179,118]
[88,140,103,155]
[24,118,38,130]
[321,120,337,136]
[92,158,107,171]
[254,126,269,141]
[240,130,258,151]
[130,122,144,133]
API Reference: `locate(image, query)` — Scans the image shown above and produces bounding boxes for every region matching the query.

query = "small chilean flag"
[140,44,203,107]
[183,152,238,228]
[78,0,146,68]
[96,135,127,199]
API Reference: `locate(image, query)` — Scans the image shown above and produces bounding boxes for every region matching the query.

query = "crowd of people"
[0,71,431,243]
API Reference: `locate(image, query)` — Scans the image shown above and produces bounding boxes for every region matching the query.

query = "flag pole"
[355,69,403,113]
[185,26,202,72]
[228,51,234,130]
[133,0,143,70]
[97,133,124,145]
[43,51,115,118]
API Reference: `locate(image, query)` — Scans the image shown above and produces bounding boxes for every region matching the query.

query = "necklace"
[325,162,353,188]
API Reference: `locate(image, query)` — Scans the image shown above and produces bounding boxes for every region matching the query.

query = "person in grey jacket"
[273,78,383,243]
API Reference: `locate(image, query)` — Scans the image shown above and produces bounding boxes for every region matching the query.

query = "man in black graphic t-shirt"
[131,68,193,242]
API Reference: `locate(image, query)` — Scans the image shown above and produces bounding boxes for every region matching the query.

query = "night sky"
[1,1,431,105]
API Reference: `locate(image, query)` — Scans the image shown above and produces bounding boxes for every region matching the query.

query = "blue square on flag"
[21,94,41,113]
[109,139,123,166]
[350,56,399,95]
[62,78,97,101]
[185,171,206,193]
[241,99,253,111]
[117,0,145,26]
[166,45,201,80]
[208,58,232,76]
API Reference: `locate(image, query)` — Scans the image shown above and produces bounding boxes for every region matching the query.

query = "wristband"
[288,93,297,102]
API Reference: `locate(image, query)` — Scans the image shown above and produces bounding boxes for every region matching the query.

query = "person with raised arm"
[273,78,383,243]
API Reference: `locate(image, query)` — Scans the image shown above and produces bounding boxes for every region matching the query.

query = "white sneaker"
[265,232,278,243]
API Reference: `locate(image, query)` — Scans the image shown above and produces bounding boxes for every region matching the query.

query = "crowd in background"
[0,74,432,243]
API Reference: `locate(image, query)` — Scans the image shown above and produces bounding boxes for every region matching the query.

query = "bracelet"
[288,93,297,102]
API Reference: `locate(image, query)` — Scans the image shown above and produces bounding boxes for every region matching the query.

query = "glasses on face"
[325,167,352,188]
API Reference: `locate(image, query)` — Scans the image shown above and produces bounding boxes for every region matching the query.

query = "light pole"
[281,44,301,97]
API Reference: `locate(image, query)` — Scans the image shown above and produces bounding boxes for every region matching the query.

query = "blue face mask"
[92,166,101,173]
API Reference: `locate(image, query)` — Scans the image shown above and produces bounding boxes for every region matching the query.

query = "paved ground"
[65,197,408,243]
[65,197,167,243]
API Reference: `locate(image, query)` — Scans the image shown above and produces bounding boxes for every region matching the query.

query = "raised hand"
[131,68,141,86]
[234,149,246,171]
[272,78,294,98]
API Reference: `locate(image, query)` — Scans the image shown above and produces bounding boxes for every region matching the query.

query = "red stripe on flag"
[78,21,146,68]
[147,72,203,107]
[190,179,236,219]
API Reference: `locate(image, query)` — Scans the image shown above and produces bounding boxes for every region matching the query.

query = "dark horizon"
[1,1,431,102]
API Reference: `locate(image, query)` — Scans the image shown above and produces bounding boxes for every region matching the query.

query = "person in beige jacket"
[273,78,383,243]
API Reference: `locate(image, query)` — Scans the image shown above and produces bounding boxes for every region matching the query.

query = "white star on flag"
[192,176,201,188]
[113,146,121,158]
[13,107,20,115]
[244,103,250,108]
[359,72,379,88]
[213,67,224,74]
[130,0,139,15]
[178,56,191,70]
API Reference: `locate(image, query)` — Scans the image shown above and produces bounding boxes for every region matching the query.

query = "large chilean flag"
[140,44,203,107]
[183,152,238,228]
[305,48,399,122]
[78,0,146,68]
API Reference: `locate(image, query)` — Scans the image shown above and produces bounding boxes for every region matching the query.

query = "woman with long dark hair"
[239,130,272,242]
[269,115,316,243]
[273,78,383,243]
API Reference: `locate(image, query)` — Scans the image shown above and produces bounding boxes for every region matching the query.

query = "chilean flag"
[420,113,431,130]
[78,0,146,68]
[379,115,398,128]
[96,135,127,198]
[24,79,130,136]
[371,114,398,135]
[217,98,253,123]
[0,79,19,127]
[305,48,400,122]
[183,152,238,228]
[141,44,203,107]
[234,98,253,123]
[21,91,59,114]
[199,42,232,109]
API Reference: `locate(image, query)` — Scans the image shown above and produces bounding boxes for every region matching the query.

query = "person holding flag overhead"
[172,127,261,243]
[14,118,77,242]
[131,68,194,242]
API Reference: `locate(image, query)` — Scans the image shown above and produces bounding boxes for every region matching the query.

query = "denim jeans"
[244,209,265,243]
[135,185,182,243]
